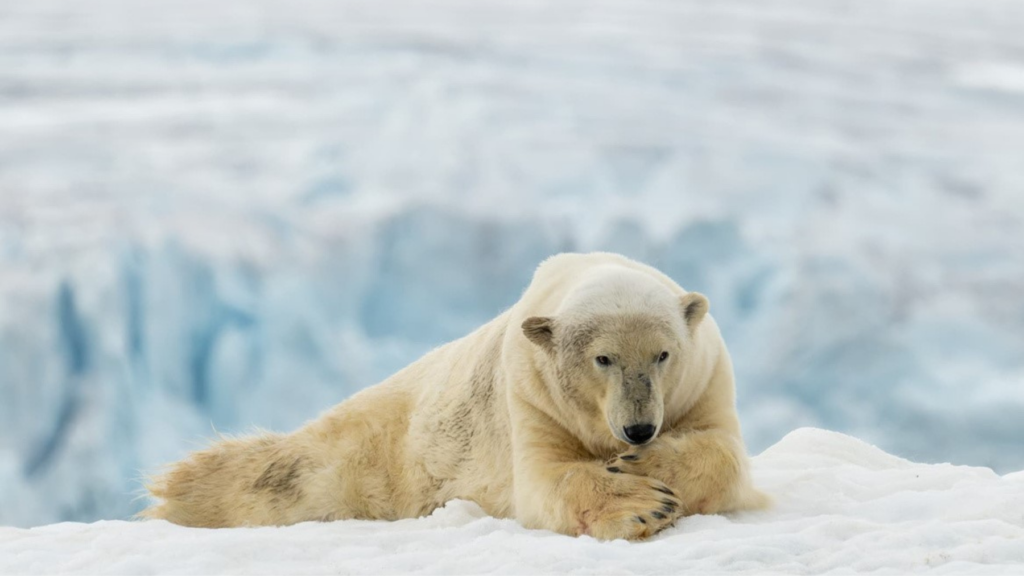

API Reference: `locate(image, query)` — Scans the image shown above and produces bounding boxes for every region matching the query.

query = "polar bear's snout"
[605,364,665,446]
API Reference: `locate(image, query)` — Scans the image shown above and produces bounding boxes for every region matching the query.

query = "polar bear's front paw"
[606,445,672,480]
[607,437,740,516]
[579,473,682,540]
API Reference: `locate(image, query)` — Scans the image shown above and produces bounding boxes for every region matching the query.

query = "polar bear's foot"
[572,468,683,540]
[606,430,770,517]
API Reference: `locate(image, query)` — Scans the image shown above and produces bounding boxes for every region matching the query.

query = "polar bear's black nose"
[623,424,656,445]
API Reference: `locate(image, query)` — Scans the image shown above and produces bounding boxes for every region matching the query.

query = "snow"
[2,429,1022,575]
[2,0,1024,527]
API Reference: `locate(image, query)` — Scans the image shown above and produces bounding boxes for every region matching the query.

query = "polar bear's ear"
[522,316,556,353]
[680,292,709,329]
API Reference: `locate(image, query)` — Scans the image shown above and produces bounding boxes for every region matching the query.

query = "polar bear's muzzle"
[606,375,663,446]
[607,371,663,445]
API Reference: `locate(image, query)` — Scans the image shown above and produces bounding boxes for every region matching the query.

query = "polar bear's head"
[521,267,708,446]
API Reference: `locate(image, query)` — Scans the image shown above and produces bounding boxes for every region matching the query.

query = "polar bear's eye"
[595,355,612,366]
[658,351,670,363]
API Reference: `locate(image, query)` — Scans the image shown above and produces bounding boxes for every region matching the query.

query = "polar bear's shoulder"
[533,252,634,277]
[509,253,691,333]
[531,253,685,300]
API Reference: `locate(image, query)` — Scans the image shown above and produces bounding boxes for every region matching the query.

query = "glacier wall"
[1,0,1024,526]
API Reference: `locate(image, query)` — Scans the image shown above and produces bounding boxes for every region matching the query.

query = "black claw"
[655,486,675,496]
[661,504,674,514]
[651,511,666,520]
[620,454,639,461]
[606,466,621,473]
[635,515,646,524]
[661,499,677,508]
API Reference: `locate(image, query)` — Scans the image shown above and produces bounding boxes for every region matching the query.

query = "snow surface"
[2,429,1023,575]
[2,0,1024,527]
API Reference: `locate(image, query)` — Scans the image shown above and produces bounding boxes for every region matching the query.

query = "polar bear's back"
[516,252,693,322]
[531,253,688,296]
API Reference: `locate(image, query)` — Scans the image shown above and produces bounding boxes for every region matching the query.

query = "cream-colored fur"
[144,252,768,540]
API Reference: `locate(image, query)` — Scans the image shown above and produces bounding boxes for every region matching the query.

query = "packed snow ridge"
[3,428,1022,575]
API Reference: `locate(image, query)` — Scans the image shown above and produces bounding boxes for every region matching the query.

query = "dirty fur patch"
[253,456,308,495]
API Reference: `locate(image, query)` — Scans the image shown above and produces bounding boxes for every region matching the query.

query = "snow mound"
[2,428,1022,575]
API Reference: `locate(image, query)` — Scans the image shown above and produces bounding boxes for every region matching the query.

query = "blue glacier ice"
[1,0,1024,526]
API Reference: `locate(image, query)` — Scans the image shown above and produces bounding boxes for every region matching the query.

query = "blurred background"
[2,0,1023,527]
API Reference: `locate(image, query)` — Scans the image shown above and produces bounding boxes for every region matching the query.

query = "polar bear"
[144,252,768,540]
